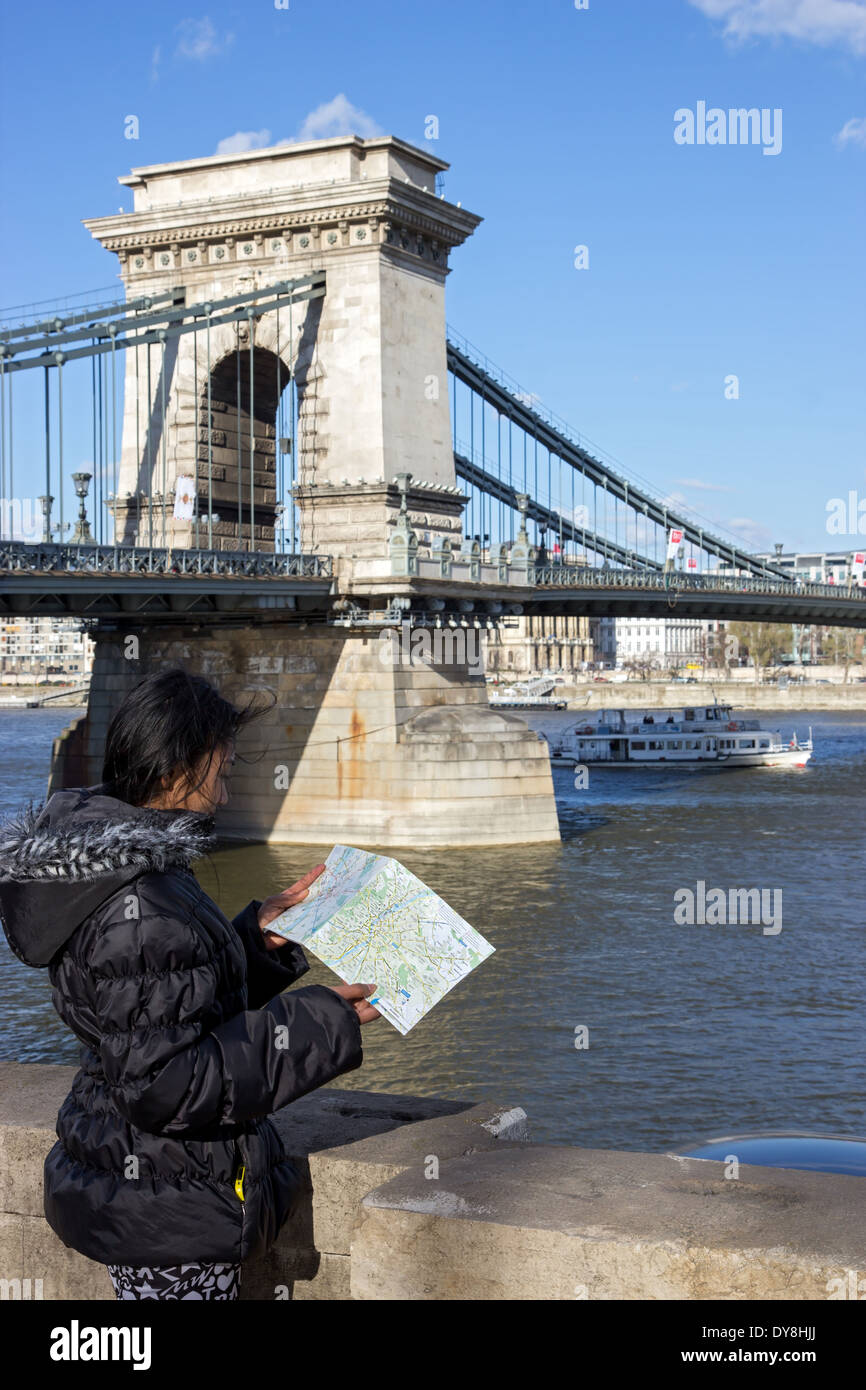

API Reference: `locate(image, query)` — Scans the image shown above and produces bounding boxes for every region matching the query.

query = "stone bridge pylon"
[57,134,560,847]
[85,133,478,558]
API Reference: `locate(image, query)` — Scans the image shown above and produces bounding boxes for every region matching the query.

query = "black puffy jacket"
[0,786,363,1266]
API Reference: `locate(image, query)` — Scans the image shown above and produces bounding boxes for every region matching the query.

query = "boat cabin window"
[631,740,646,750]
[739,738,756,749]
[684,709,695,721]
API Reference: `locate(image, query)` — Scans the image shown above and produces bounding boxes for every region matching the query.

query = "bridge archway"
[195,343,291,552]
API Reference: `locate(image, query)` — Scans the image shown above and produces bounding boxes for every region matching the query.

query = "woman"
[0,668,379,1301]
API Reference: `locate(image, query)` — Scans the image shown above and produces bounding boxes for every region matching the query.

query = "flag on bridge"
[173,476,196,521]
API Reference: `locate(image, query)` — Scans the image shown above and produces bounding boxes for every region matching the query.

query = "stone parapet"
[0,1063,524,1301]
[1,1063,863,1302]
[353,1144,866,1300]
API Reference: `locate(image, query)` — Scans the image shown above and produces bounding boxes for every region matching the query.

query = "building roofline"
[118,134,449,187]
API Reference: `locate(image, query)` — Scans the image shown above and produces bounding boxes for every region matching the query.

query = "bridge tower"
[84,135,477,557]
[53,136,560,848]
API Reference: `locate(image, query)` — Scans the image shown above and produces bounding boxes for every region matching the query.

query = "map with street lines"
[267,845,495,1034]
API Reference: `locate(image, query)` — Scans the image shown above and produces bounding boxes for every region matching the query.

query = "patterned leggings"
[107,1262,241,1300]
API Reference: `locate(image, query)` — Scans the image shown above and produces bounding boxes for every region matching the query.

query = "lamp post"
[70,473,94,543]
[37,495,54,544]
[515,493,529,536]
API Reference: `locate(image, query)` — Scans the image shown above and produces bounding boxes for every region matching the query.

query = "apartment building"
[0,617,94,683]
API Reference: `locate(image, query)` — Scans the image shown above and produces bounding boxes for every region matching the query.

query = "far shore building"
[749,549,860,585]
[484,612,594,677]
[590,616,726,672]
[0,617,94,684]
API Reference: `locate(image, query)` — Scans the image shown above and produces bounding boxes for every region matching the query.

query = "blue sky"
[0,0,863,553]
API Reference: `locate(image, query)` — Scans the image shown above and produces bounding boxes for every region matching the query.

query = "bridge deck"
[2,543,864,627]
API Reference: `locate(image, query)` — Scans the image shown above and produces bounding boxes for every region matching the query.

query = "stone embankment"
[556,681,866,712]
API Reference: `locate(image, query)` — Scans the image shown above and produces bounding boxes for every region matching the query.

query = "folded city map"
[267,844,495,1034]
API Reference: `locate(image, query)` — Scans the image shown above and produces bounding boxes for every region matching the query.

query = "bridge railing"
[0,541,332,580]
[387,539,865,602]
[529,564,866,601]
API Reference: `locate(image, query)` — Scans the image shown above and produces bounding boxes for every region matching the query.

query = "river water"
[1,705,864,1151]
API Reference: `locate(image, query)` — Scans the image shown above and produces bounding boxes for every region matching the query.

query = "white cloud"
[661,491,691,510]
[727,514,774,549]
[835,116,866,146]
[212,97,383,161]
[215,129,272,156]
[175,17,234,62]
[657,493,771,550]
[150,45,161,84]
[687,0,866,55]
[293,94,383,143]
[675,477,734,492]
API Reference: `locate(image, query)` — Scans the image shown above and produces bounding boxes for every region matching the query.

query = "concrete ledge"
[0,1062,525,1301]
[352,1144,866,1300]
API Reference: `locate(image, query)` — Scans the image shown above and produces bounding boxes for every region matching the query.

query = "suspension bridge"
[0,134,861,846]
[2,289,862,628]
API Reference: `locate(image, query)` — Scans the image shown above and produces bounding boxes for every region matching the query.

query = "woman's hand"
[257,864,326,949]
[328,982,381,1025]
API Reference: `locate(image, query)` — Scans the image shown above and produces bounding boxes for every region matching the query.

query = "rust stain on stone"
[338,708,365,799]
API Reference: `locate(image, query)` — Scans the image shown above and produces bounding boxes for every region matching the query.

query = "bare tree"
[725,622,793,683]
[623,656,661,683]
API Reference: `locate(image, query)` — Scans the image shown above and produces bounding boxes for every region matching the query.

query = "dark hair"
[101,668,266,807]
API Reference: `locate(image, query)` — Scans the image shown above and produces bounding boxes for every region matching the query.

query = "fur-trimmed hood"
[0,786,215,966]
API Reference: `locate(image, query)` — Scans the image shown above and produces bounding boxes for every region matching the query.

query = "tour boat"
[537,702,813,769]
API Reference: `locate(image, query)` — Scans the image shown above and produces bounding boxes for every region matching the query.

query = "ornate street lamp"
[514,493,530,545]
[71,473,94,543]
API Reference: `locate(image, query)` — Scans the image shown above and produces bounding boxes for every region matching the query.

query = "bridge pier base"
[50,622,561,848]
